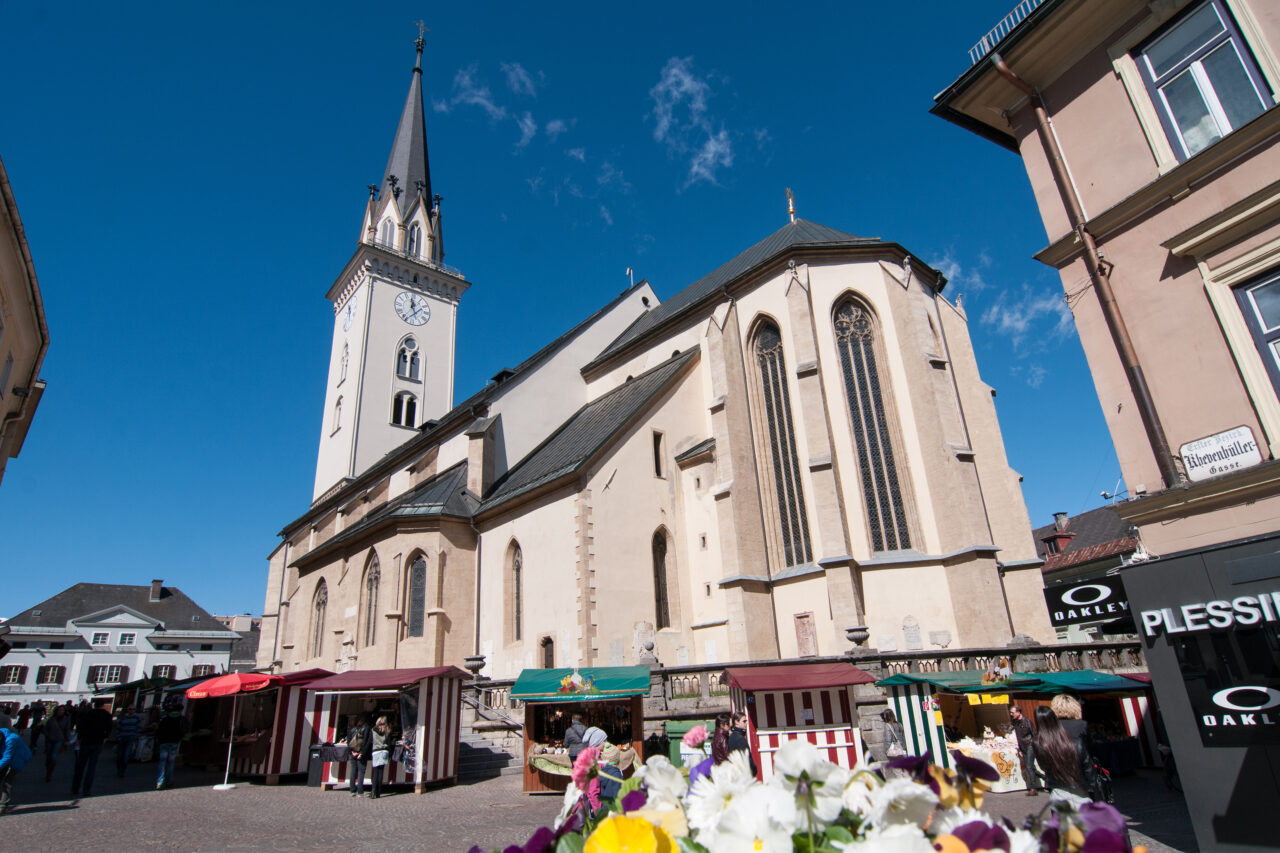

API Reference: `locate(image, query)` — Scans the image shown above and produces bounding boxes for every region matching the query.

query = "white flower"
[931,807,994,835]
[554,780,581,829]
[773,738,824,779]
[865,777,938,829]
[1008,828,1042,853]
[834,823,936,853]
[842,769,880,816]
[686,750,755,832]
[768,739,851,831]
[638,755,687,810]
[697,784,798,853]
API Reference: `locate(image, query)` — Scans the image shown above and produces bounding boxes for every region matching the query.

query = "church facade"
[257,38,1053,679]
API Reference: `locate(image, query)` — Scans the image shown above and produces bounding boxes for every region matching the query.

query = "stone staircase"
[457,705,523,784]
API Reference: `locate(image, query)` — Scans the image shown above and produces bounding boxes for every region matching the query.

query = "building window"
[91,632,109,646]
[379,218,395,248]
[362,553,381,648]
[1136,0,1271,160]
[340,343,349,384]
[750,321,813,568]
[151,665,176,680]
[652,531,671,630]
[192,664,216,678]
[87,665,128,686]
[407,555,427,638]
[1235,269,1280,395]
[0,665,27,685]
[652,431,665,477]
[397,338,421,379]
[36,665,65,685]
[200,644,213,651]
[834,299,913,552]
[310,580,328,659]
[392,392,418,427]
[507,541,523,643]
[119,632,136,646]
[332,396,342,433]
[540,636,554,669]
[407,222,422,257]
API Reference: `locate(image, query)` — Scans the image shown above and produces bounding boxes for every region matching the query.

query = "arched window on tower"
[834,299,913,551]
[378,218,395,248]
[407,222,422,258]
[396,338,420,380]
[406,555,427,638]
[506,541,523,643]
[392,392,417,427]
[652,531,671,629]
[340,343,349,384]
[750,321,813,568]
[310,580,328,659]
[332,396,342,433]
[361,553,380,648]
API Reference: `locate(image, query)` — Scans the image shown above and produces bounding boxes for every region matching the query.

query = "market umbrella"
[186,672,283,790]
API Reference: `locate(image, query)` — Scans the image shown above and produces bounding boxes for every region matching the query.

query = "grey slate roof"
[380,42,432,216]
[230,627,260,668]
[586,219,878,369]
[480,348,700,514]
[1032,506,1132,561]
[292,462,477,567]
[6,583,236,635]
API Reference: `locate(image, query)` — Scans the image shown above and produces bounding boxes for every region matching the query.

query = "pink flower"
[682,725,709,748]
[571,746,600,788]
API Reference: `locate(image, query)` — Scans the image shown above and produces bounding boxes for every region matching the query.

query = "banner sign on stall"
[1044,576,1128,627]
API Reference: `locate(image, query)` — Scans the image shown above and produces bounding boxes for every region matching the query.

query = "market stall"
[511,665,648,794]
[302,666,468,794]
[724,662,875,782]
[183,668,332,784]
[1012,670,1159,772]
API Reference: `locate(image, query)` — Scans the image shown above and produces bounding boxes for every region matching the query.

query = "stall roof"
[1030,671,1150,694]
[304,666,468,692]
[723,662,875,692]
[511,665,650,703]
[878,669,1150,695]
[279,668,333,687]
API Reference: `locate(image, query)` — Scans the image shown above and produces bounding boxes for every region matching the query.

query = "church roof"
[291,462,476,567]
[380,37,432,216]
[6,583,235,635]
[586,218,879,370]
[479,347,699,515]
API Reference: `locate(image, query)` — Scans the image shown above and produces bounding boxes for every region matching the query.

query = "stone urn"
[463,654,487,680]
[846,626,870,648]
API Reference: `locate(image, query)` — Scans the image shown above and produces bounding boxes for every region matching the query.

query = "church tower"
[313,33,470,502]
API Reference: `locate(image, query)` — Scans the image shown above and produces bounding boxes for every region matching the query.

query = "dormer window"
[119,633,136,646]
[91,632,109,646]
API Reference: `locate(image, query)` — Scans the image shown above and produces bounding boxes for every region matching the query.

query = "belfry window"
[751,321,813,568]
[361,554,380,648]
[407,222,422,257]
[407,555,427,638]
[378,218,395,248]
[392,392,417,427]
[332,396,342,433]
[310,580,328,659]
[834,299,913,551]
[397,338,420,380]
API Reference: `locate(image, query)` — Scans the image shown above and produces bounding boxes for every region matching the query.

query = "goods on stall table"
[948,734,1025,793]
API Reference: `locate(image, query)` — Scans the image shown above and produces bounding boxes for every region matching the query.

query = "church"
[256,36,1054,678]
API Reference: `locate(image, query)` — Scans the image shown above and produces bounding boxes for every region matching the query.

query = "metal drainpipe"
[992,54,1184,490]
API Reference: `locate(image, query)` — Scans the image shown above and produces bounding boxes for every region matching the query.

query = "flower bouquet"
[468,742,1146,853]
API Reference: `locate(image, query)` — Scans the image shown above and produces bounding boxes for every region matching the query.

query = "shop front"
[302,666,468,794]
[511,665,647,794]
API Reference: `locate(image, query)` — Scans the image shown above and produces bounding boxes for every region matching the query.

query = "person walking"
[28,703,45,750]
[0,714,33,816]
[113,706,142,778]
[1009,705,1039,795]
[1032,706,1098,806]
[728,712,757,776]
[345,715,372,797]
[41,705,70,783]
[563,713,587,760]
[709,713,732,765]
[368,716,392,799]
[70,702,112,798]
[154,701,187,790]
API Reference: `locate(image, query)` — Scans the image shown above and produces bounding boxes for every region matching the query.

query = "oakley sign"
[1191,681,1280,747]
[1043,576,1128,627]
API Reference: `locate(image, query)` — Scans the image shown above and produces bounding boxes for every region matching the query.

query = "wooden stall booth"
[512,665,648,794]
[302,666,468,794]
[724,662,875,782]
[183,668,332,784]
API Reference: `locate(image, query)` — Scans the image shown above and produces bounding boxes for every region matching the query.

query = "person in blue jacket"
[1,713,34,816]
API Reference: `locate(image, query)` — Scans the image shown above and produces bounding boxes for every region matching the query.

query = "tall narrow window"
[652,431,665,477]
[340,343,349,384]
[751,321,813,567]
[379,218,395,248]
[37,665,65,685]
[541,636,554,669]
[407,556,427,637]
[407,222,422,257]
[507,542,523,643]
[332,396,342,433]
[397,338,420,379]
[834,300,912,551]
[310,580,328,658]
[362,554,381,648]
[392,392,418,427]
[652,531,671,629]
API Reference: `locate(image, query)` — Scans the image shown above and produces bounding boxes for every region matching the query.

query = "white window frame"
[392,391,417,427]
[191,664,216,678]
[0,665,26,685]
[331,396,342,435]
[36,665,65,685]
[119,632,136,646]
[91,632,110,646]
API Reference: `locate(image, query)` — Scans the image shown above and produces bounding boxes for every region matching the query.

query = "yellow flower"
[584,814,677,853]
[957,777,990,810]
[1064,825,1086,852]
[928,766,959,810]
[628,808,689,838]
[933,834,971,853]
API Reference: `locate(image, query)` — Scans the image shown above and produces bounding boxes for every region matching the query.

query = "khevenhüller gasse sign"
[1140,590,1280,638]
[1179,425,1262,483]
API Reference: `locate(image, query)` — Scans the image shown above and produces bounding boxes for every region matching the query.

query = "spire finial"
[414,21,428,68]
[786,187,796,223]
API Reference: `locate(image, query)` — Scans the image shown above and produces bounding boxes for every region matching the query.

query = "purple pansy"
[620,789,648,812]
[951,820,1011,852]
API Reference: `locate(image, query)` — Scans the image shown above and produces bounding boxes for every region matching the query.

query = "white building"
[1,580,238,706]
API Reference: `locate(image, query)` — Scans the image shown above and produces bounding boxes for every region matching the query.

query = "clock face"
[395,291,431,326]
[341,300,356,331]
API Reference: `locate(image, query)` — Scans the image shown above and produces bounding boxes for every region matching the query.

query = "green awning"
[511,665,651,703]
[877,670,1042,693]
[1027,671,1149,694]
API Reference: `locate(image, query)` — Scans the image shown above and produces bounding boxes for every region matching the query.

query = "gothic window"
[378,218,395,248]
[392,392,418,427]
[507,542,523,643]
[834,299,912,551]
[340,343,349,384]
[750,321,814,568]
[407,555,427,638]
[652,531,671,629]
[310,580,328,659]
[332,396,342,433]
[361,553,381,648]
[397,338,420,380]
[407,222,422,257]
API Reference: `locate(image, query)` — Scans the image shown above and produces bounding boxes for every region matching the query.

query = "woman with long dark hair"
[1033,706,1097,803]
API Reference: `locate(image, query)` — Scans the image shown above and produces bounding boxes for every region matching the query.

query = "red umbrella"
[186,671,283,789]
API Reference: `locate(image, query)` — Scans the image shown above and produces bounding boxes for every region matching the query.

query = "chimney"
[466,415,500,497]
[232,614,253,633]
[149,579,163,602]
[1042,514,1075,556]
[1053,512,1069,532]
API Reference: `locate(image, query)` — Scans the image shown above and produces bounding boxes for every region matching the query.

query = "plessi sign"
[1043,576,1128,627]
[1180,425,1261,482]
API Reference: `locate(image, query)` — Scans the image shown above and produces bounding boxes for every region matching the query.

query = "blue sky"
[0,2,1122,618]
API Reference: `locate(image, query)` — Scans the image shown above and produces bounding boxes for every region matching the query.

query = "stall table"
[511,665,648,794]
[724,662,875,782]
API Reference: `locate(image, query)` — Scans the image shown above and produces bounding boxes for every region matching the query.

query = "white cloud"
[1025,365,1048,388]
[566,147,586,162]
[431,98,450,114]
[980,285,1074,351]
[545,119,569,140]
[649,56,734,187]
[599,204,613,226]
[501,62,539,97]
[449,65,506,121]
[931,251,990,295]
[688,130,733,186]
[754,127,772,149]
[597,161,631,193]
[526,171,544,194]
[515,111,537,148]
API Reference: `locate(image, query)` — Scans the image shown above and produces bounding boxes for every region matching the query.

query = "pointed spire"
[380,31,432,216]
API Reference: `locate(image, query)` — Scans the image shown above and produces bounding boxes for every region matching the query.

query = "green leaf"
[825,826,855,844]
[555,834,586,853]
[675,839,711,853]
[618,775,644,799]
